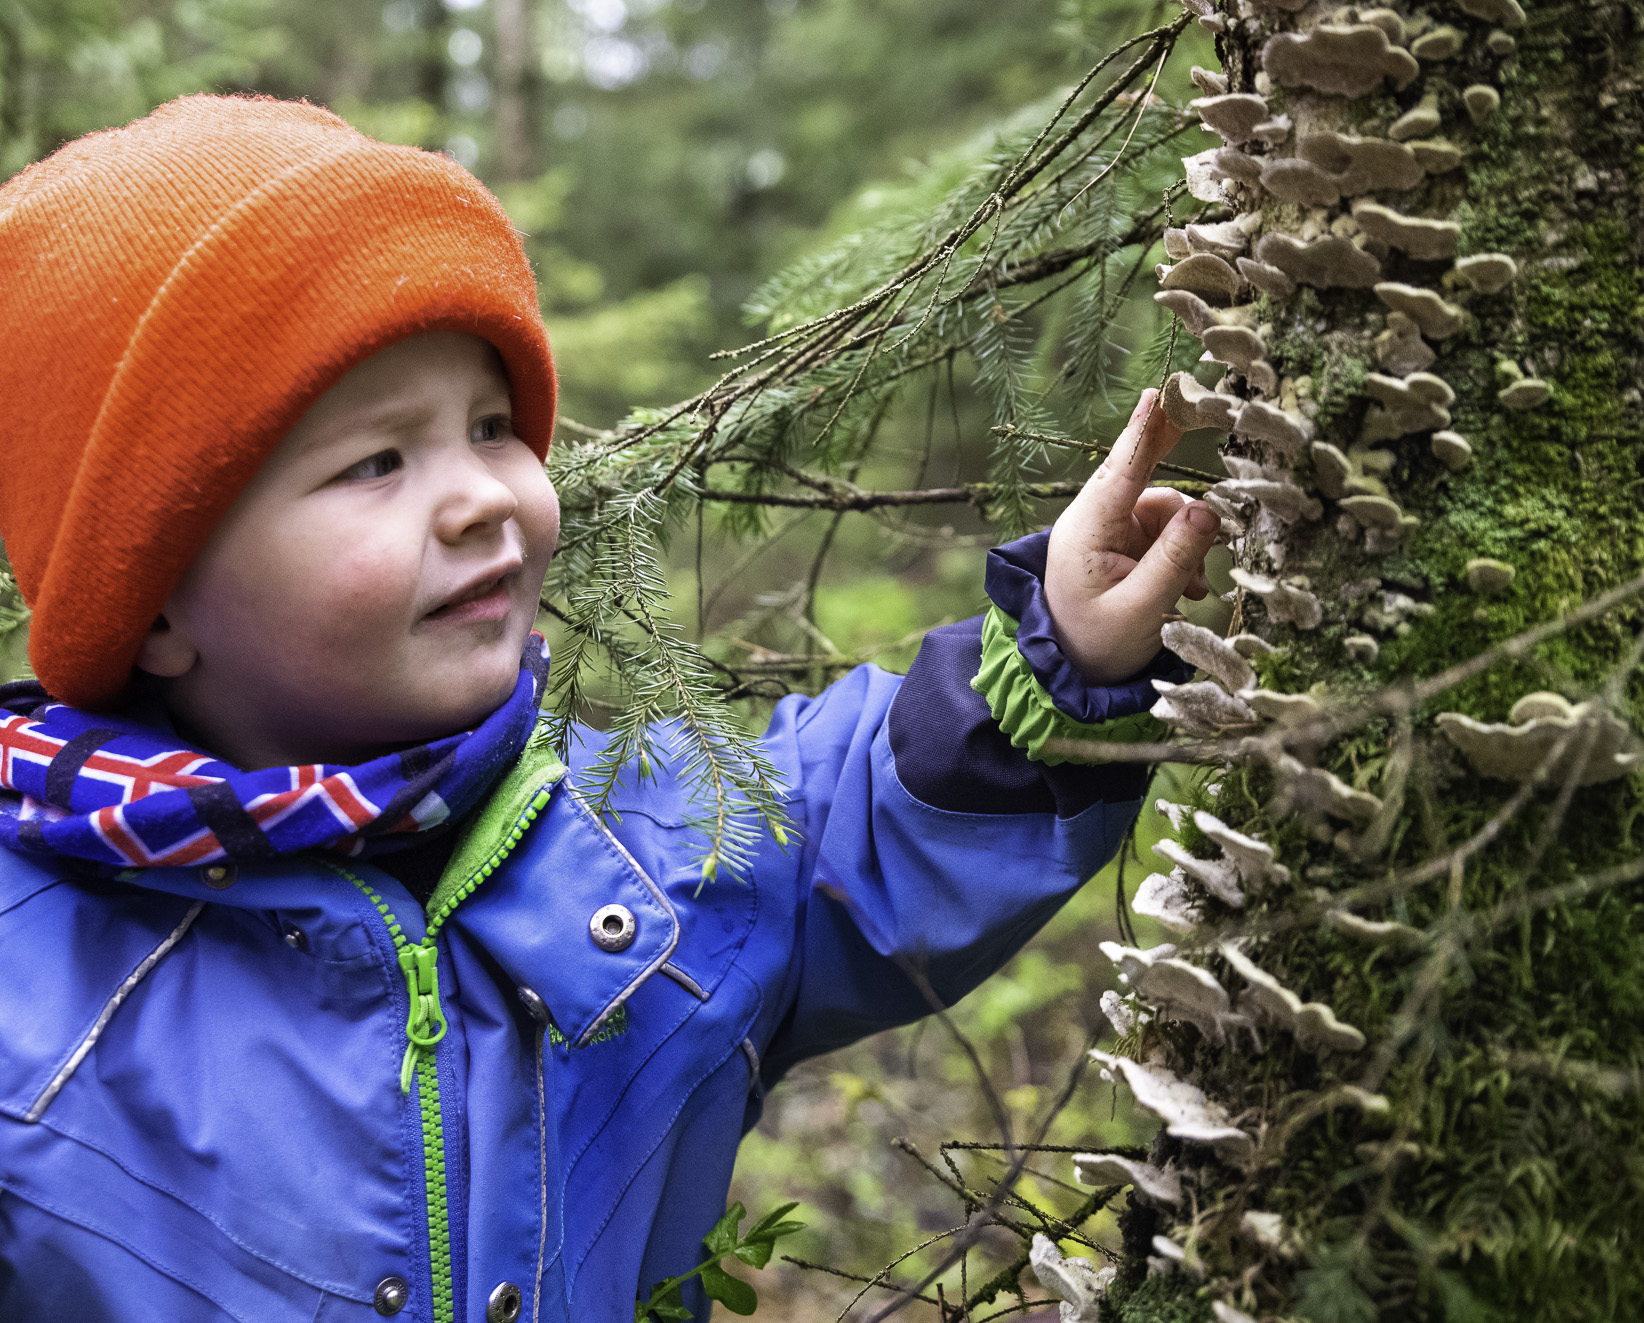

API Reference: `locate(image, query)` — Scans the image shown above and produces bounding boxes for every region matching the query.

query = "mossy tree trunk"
[1092,2,1644,1320]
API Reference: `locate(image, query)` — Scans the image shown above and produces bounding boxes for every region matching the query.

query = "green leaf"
[746,1202,800,1237]
[635,1279,693,1322]
[734,1221,806,1268]
[700,1262,758,1316]
[703,1202,746,1258]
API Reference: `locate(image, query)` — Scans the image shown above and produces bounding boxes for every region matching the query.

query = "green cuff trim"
[970,605,1164,765]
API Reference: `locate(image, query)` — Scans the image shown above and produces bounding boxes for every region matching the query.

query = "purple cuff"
[983,530,1193,725]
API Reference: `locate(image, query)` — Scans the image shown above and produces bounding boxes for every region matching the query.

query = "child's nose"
[435,457,519,542]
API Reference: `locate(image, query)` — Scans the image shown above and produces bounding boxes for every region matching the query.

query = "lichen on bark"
[1084,2,1644,1320]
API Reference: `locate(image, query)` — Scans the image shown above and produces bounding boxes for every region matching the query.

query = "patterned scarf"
[0,635,550,870]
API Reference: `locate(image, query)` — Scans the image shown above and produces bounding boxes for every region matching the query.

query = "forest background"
[0,0,1225,1316]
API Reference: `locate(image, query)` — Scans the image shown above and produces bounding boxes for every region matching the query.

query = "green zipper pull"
[398,944,448,1094]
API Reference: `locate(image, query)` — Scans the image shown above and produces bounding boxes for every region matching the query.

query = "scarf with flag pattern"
[0,634,550,869]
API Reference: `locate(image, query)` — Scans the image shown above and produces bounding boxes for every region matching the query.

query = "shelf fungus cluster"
[1076,3,1565,1310]
[1438,692,1641,785]
[1160,0,1541,640]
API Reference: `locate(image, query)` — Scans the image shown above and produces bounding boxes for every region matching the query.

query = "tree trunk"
[493,0,541,183]
[1097,2,1644,1319]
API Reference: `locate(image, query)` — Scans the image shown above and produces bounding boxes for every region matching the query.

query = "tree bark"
[493,0,541,182]
[1097,2,1644,1319]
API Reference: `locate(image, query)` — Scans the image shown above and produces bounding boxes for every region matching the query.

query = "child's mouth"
[425,574,513,624]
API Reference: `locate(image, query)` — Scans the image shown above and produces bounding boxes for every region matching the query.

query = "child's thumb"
[1116,501,1220,621]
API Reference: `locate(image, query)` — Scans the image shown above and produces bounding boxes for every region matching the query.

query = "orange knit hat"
[0,94,556,709]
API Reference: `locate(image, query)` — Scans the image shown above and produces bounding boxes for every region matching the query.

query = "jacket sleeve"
[751,528,1192,1087]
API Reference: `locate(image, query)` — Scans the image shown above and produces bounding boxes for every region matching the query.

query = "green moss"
[1110,1271,1215,1323]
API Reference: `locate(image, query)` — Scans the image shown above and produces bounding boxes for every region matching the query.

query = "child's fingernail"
[1187,503,1218,533]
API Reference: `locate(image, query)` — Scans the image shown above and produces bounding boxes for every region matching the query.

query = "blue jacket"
[0,541,1181,1323]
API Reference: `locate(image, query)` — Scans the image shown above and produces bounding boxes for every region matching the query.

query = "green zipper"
[329,752,563,1323]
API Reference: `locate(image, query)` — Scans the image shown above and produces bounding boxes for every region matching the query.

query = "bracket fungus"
[1237,256,1297,297]
[1202,324,1268,375]
[1465,557,1515,593]
[1350,201,1460,260]
[1262,24,1420,97]
[1389,94,1442,141]
[1099,989,1139,1036]
[1458,0,1525,23]
[1161,620,1256,693]
[1431,429,1473,470]
[1152,677,1259,737]
[1193,93,1271,144]
[1299,130,1425,194]
[1310,443,1356,500]
[1099,939,1177,986]
[1191,65,1229,96]
[1375,310,1437,374]
[1230,633,1281,658]
[1340,494,1418,550]
[1154,838,1247,908]
[1241,688,1324,723]
[1437,694,1640,785]
[1155,288,1219,336]
[1182,148,1237,203]
[1194,809,1292,888]
[1361,370,1454,440]
[1260,157,1344,207]
[1229,567,1324,629]
[1252,114,1293,145]
[1410,24,1463,60]
[1135,870,1199,934]
[1159,253,1243,303]
[1030,1235,1114,1323]
[1463,83,1502,125]
[1272,754,1382,827]
[1133,958,1242,1041]
[1218,477,1322,524]
[1454,252,1518,294]
[1374,282,1466,339]
[1155,797,1189,832]
[1344,634,1380,663]
[1221,943,1368,1053]
[1487,29,1518,55]
[1072,1154,1182,1205]
[1234,398,1315,455]
[1162,371,1240,433]
[1498,377,1550,409]
[1190,216,1259,257]
[1408,137,1464,173]
[1089,1051,1255,1162]
[1256,232,1382,289]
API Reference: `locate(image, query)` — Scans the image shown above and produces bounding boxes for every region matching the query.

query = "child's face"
[139,333,559,768]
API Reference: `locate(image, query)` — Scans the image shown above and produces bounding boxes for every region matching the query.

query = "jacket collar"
[448,781,680,1048]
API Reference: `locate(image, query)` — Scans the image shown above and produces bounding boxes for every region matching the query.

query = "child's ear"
[134,612,198,679]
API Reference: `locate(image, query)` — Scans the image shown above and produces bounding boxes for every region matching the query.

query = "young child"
[0,96,1218,1322]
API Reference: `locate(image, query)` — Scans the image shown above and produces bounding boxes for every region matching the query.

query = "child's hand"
[1044,389,1221,685]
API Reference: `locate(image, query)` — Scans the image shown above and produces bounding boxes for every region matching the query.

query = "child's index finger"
[1081,390,1186,547]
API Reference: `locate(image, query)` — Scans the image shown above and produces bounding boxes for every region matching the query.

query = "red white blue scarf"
[0,635,550,869]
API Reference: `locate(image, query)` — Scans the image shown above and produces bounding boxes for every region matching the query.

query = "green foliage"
[635,1202,805,1322]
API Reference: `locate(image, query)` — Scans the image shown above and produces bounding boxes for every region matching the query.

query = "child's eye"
[471,414,512,445]
[338,449,402,482]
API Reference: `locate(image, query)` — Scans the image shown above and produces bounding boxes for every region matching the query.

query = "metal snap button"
[283,924,308,952]
[517,985,549,1024]
[372,1275,409,1316]
[486,1280,523,1322]
[200,863,236,890]
[589,903,637,953]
